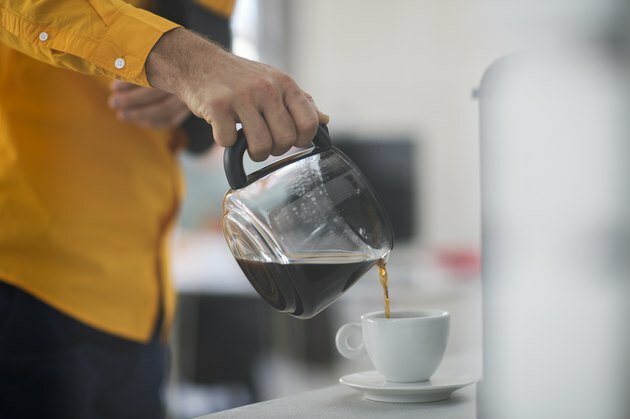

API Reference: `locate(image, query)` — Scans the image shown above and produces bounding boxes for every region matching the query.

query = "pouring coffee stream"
[222,125,394,318]
[377,259,391,319]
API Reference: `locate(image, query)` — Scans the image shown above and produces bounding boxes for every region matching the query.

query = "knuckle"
[213,131,237,147]
[285,85,304,100]
[253,77,275,96]
[276,72,294,88]
[124,109,138,120]
[115,96,129,109]
[234,88,252,106]
[248,141,272,161]
[213,136,227,147]
[296,113,319,135]
[252,137,273,153]
[247,150,263,162]
[271,145,292,157]
[208,96,230,114]
[275,132,297,148]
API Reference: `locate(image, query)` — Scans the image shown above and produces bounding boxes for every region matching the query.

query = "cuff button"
[114,57,126,70]
[38,32,49,42]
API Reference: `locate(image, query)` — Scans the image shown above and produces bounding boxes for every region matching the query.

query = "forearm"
[146,28,192,94]
[146,28,225,100]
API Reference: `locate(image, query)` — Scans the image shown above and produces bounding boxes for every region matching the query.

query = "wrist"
[146,28,221,97]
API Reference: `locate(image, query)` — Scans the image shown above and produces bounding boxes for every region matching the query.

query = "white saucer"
[339,370,476,403]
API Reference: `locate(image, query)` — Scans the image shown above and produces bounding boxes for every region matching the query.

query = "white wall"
[282,0,509,248]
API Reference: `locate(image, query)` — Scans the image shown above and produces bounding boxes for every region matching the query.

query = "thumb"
[304,92,330,125]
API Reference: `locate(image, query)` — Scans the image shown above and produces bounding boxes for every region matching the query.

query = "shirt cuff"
[90,4,181,87]
[0,2,180,87]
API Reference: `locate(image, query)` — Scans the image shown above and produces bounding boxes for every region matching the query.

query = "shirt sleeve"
[193,0,237,18]
[0,0,181,87]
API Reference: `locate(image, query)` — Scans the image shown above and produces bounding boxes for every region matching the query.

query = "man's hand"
[108,80,191,130]
[145,28,329,161]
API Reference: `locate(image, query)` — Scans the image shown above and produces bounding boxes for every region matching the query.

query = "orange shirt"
[0,0,233,342]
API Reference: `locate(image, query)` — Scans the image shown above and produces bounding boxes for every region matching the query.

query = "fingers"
[262,94,297,156]
[208,87,326,159]
[109,82,192,129]
[209,116,238,148]
[117,95,191,129]
[110,80,137,92]
[174,49,330,158]
[109,84,170,110]
[237,108,273,162]
[283,86,321,148]
[202,94,238,147]
[168,106,194,128]
[304,92,330,125]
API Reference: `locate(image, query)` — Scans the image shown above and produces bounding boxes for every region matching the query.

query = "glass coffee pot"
[222,125,394,318]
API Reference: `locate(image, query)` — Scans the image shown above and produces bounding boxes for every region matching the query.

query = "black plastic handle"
[223,124,332,190]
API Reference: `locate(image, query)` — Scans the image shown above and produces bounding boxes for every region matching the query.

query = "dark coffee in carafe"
[235,258,377,318]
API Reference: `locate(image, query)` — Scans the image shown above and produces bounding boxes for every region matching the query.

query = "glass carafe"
[222,125,393,318]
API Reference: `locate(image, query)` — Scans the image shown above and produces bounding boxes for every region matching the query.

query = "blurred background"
[166,1,629,418]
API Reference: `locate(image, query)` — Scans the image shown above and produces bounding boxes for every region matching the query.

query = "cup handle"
[335,323,366,360]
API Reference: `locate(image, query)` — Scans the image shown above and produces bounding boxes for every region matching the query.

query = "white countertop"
[195,383,476,419]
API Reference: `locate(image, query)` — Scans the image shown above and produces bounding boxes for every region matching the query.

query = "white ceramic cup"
[335,309,450,383]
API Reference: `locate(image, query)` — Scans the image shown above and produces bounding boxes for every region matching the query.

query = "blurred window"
[232,0,260,60]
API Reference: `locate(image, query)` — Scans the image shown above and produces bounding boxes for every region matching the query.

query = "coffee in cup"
[335,309,450,383]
